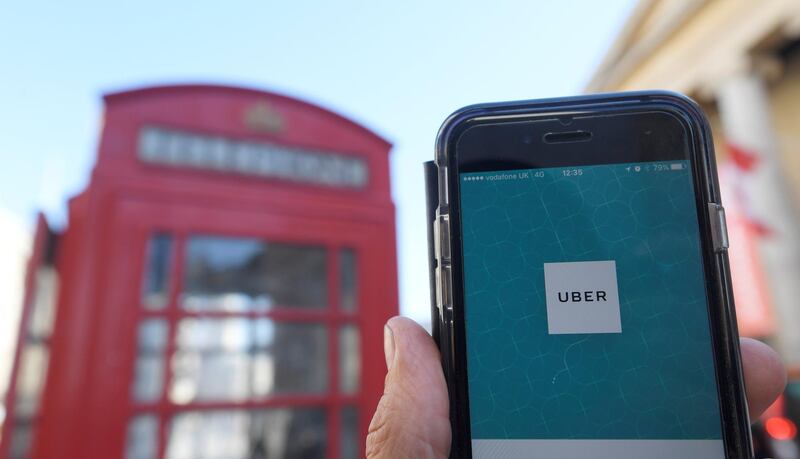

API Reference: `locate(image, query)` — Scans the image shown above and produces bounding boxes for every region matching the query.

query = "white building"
[0,209,32,429]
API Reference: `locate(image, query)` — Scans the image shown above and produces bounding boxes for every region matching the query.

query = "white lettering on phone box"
[544,260,622,334]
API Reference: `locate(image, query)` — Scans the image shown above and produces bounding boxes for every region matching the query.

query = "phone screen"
[458,159,725,458]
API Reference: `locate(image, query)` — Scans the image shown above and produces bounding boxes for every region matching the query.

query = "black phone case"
[426,91,753,458]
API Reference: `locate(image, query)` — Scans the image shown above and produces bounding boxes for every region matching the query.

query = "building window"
[170,319,328,403]
[9,267,58,459]
[165,408,327,459]
[132,319,168,403]
[125,415,159,459]
[8,422,33,459]
[13,344,49,419]
[131,231,362,459]
[340,406,359,459]
[339,325,360,395]
[142,234,173,310]
[182,237,327,312]
[339,248,357,312]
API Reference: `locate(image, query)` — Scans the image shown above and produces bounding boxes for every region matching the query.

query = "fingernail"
[384,323,396,370]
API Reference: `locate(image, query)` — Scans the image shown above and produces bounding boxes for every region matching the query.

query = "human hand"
[366,316,786,459]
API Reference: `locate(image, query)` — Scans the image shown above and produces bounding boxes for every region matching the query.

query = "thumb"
[366,316,451,459]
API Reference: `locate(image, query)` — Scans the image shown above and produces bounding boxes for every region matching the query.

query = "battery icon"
[670,163,685,170]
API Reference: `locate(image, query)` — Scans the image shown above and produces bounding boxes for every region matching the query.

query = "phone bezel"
[435,92,752,458]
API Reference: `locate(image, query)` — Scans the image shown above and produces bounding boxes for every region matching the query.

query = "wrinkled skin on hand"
[367,316,786,459]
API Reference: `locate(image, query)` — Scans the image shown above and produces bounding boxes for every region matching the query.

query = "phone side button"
[434,214,451,262]
[436,264,453,310]
[709,203,730,252]
[440,215,451,261]
[435,265,443,310]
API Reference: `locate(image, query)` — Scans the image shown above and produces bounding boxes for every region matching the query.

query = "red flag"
[727,143,759,171]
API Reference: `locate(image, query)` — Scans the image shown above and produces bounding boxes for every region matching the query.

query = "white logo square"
[543,260,622,334]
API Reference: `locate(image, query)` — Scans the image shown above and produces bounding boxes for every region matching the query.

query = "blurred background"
[1,0,800,458]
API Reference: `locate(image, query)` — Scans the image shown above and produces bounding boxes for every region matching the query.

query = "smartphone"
[432,92,752,458]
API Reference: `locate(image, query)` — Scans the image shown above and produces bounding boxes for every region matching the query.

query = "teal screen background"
[459,161,723,440]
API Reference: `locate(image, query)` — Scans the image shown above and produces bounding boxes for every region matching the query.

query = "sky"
[0,0,636,325]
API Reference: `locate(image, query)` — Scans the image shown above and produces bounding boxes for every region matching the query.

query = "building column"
[717,70,800,364]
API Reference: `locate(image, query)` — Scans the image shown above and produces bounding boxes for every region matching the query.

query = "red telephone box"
[1,85,398,459]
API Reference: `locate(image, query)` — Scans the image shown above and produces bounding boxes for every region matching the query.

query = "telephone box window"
[339,249,357,312]
[170,318,328,403]
[142,234,173,310]
[125,414,159,459]
[8,265,58,459]
[132,319,168,403]
[28,269,58,337]
[165,408,327,459]
[340,406,359,459]
[339,325,360,394]
[10,346,47,457]
[182,237,327,311]
[13,344,49,419]
[8,422,32,459]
